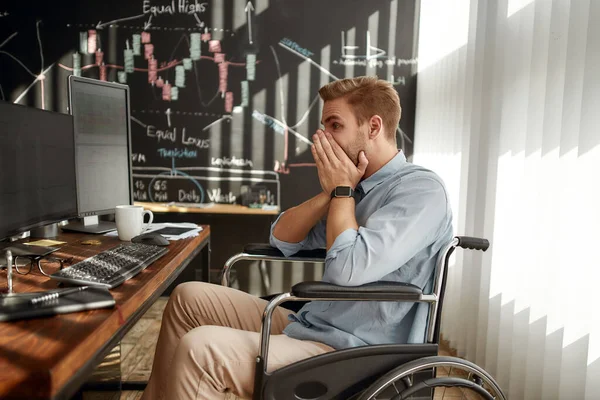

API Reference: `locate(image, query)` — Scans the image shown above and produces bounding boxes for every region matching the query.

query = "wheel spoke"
[474,375,484,387]
[401,375,413,388]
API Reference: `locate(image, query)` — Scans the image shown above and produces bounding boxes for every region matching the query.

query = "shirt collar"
[357,150,407,194]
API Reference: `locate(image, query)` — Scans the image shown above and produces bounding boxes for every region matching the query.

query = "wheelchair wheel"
[357,356,507,400]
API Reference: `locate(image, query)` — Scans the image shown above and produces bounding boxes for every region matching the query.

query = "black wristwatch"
[330,186,354,199]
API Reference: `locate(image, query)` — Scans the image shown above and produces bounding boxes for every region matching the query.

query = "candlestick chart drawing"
[0,0,419,210]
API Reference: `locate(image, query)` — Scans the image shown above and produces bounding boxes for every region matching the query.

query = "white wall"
[414,1,600,398]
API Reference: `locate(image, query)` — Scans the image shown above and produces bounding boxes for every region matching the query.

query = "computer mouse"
[131,232,170,246]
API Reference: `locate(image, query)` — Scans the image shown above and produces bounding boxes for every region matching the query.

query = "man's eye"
[333,123,341,129]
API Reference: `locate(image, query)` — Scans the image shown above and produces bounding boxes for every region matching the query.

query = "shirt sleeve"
[269,212,327,257]
[322,176,449,286]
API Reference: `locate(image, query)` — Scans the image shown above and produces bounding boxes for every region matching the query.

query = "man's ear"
[368,115,383,139]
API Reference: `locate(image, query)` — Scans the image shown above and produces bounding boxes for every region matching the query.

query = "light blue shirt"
[269,151,453,350]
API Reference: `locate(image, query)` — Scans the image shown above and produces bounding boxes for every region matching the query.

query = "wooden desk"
[135,201,280,216]
[136,202,277,287]
[0,227,210,400]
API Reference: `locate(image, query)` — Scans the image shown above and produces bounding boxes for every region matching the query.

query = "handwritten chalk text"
[147,125,176,143]
[211,156,253,168]
[142,0,208,16]
[157,148,198,158]
[252,110,285,135]
[208,188,236,203]
[333,57,418,68]
[179,189,201,202]
[279,38,314,58]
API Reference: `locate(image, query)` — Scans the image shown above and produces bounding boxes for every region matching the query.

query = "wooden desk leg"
[202,238,211,283]
[73,344,122,397]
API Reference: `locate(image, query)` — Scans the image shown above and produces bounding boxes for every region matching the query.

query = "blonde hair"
[318,76,401,142]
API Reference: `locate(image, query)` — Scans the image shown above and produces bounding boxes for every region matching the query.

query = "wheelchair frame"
[222,236,505,400]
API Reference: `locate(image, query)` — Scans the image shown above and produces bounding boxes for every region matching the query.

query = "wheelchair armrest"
[244,243,326,260]
[221,244,326,287]
[291,281,423,301]
[455,236,490,251]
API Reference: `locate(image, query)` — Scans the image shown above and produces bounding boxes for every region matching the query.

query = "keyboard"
[50,243,168,288]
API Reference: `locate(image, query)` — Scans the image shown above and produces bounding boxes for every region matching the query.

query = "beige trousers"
[141,282,334,400]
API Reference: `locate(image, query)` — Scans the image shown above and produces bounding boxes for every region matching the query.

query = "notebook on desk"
[0,287,115,322]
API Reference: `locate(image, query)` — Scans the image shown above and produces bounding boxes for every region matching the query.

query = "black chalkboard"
[0,0,418,211]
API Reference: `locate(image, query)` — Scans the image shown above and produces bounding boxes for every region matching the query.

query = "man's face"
[320,97,368,164]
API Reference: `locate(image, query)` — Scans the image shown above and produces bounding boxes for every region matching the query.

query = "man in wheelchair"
[142,77,478,400]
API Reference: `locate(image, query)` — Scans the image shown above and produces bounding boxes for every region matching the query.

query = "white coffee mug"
[115,205,154,241]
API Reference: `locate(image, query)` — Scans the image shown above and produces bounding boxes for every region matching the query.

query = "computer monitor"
[0,102,78,242]
[61,76,133,234]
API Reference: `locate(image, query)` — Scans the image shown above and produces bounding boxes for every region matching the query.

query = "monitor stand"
[61,216,116,234]
[30,223,59,239]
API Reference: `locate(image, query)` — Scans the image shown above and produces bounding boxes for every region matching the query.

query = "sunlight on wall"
[415,0,600,397]
[417,0,470,71]
[507,0,535,17]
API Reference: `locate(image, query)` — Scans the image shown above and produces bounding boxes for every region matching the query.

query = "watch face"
[335,186,352,197]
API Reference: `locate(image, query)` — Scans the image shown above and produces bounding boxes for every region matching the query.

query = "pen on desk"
[30,286,89,305]
[5,250,13,294]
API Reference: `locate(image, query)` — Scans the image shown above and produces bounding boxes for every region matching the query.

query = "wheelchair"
[221,236,507,400]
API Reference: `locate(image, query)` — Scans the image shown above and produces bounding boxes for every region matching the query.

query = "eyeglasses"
[12,255,74,277]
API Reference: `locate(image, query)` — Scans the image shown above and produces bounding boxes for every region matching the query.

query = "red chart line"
[58,56,252,73]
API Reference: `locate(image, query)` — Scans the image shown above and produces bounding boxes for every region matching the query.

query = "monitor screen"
[0,102,78,240]
[68,76,133,216]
